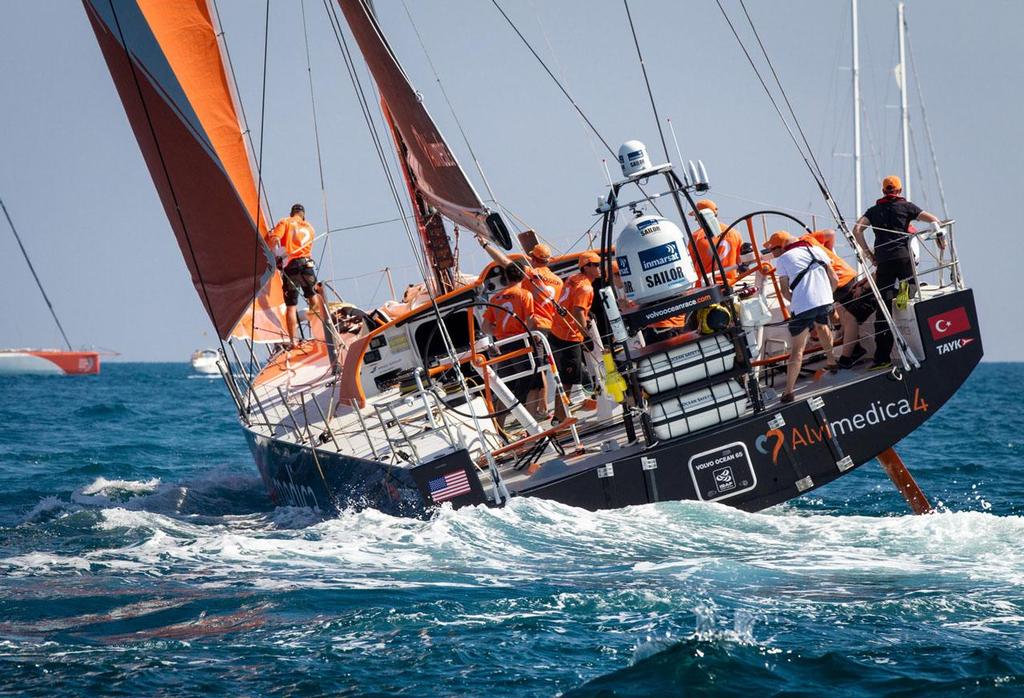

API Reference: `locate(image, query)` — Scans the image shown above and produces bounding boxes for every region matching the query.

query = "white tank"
[636,334,736,395]
[649,379,750,441]
[618,140,652,177]
[614,215,698,303]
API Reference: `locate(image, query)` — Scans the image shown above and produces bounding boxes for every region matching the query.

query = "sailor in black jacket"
[852,175,945,370]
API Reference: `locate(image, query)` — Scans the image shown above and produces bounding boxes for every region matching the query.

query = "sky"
[1,0,1021,361]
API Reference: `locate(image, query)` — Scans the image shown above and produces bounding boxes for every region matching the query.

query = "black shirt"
[863,195,923,262]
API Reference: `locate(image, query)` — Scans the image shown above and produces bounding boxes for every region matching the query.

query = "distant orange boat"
[0,350,100,376]
[2,197,106,376]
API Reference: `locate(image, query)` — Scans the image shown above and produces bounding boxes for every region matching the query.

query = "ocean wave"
[7,498,1024,595]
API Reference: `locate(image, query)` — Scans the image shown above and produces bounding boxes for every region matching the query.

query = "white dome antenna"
[618,140,653,178]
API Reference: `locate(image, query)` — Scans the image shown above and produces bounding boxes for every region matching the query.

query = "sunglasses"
[583,262,600,268]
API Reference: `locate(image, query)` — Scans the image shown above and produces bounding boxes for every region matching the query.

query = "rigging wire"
[400,0,498,204]
[325,1,511,499]
[300,0,334,275]
[622,0,670,164]
[489,0,615,158]
[527,0,607,181]
[714,1,828,199]
[211,0,273,218]
[101,0,229,365]
[716,0,918,369]
[905,22,949,218]
[738,0,832,195]
[1,197,74,351]
[245,0,272,406]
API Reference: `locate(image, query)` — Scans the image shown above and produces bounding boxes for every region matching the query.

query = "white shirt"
[774,245,833,315]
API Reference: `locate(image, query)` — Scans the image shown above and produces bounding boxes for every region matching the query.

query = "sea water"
[0,363,1022,696]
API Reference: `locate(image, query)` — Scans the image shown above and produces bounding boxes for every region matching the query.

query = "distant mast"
[851,0,863,218]
[897,2,911,199]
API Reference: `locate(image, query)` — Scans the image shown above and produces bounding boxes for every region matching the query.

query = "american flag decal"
[428,469,472,502]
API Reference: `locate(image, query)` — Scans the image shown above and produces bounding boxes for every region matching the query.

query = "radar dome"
[618,140,652,178]
[614,215,697,303]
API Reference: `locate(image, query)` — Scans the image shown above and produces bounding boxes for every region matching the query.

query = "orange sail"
[83,0,285,340]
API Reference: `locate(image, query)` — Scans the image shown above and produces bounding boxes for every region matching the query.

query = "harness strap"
[787,242,829,291]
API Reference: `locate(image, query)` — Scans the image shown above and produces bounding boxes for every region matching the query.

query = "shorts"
[787,303,832,337]
[283,258,317,307]
[834,281,877,323]
[549,334,584,388]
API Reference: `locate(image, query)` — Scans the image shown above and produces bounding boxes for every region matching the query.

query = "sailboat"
[1,198,100,376]
[81,0,980,517]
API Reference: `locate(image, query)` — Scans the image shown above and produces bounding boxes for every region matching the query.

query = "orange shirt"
[524,265,564,331]
[550,272,594,343]
[652,313,688,330]
[483,282,534,340]
[689,224,742,284]
[271,215,315,262]
[800,233,856,288]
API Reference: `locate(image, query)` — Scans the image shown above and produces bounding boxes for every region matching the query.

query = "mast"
[1,197,74,351]
[851,0,862,217]
[898,2,911,198]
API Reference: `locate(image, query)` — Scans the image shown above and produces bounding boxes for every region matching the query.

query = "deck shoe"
[868,360,892,371]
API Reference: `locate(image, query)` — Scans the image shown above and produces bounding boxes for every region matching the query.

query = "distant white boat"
[190,349,220,375]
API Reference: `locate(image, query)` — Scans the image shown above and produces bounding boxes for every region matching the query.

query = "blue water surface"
[0,363,1022,696]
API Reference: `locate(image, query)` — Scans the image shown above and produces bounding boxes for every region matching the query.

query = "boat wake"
[4,493,1024,693]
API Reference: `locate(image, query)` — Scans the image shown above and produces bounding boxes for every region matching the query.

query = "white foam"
[6,498,1024,599]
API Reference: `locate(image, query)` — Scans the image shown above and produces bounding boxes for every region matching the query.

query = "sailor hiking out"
[765,231,839,403]
[853,176,945,370]
[269,203,322,347]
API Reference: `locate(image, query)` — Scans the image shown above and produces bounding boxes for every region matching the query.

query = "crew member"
[852,176,945,370]
[482,264,536,430]
[477,233,563,419]
[811,229,837,251]
[269,203,321,347]
[549,251,601,423]
[687,199,743,284]
[799,231,873,368]
[764,231,839,403]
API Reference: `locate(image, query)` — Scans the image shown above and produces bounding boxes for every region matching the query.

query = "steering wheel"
[422,300,540,420]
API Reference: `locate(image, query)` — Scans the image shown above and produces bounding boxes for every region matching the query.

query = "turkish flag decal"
[928,306,971,340]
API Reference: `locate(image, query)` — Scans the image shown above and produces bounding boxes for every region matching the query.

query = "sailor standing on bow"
[852,176,945,371]
[269,203,322,347]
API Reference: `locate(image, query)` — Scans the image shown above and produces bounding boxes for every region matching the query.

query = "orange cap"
[529,243,552,261]
[578,251,601,268]
[882,175,902,194]
[687,199,718,217]
[763,230,795,252]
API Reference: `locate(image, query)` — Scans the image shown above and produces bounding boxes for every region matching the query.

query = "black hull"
[245,290,983,517]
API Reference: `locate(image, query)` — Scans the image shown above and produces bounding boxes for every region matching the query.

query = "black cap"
[290,203,305,215]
